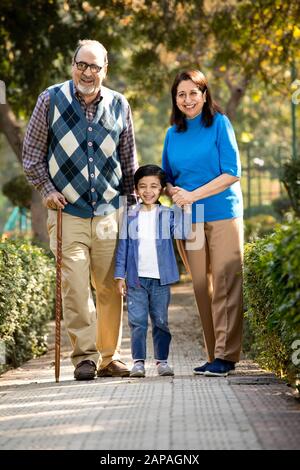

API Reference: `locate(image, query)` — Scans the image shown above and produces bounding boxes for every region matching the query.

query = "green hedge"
[244,214,278,242]
[281,159,300,217]
[0,240,55,371]
[244,218,300,385]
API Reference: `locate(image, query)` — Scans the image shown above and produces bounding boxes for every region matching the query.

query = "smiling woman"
[176,82,206,119]
[162,69,244,378]
[170,70,223,130]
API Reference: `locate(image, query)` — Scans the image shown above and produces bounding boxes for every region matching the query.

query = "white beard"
[77,82,97,95]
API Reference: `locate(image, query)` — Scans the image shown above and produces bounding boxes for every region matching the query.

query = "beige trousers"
[179,217,243,363]
[48,210,123,369]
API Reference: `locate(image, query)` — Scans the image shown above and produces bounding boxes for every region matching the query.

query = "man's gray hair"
[73,39,108,64]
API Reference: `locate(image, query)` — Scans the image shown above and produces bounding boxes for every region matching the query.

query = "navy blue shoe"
[204,358,235,377]
[193,362,211,375]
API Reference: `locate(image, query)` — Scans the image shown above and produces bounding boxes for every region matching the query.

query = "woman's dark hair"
[170,70,224,131]
[134,164,167,189]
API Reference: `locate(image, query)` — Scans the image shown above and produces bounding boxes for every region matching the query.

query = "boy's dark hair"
[134,165,167,189]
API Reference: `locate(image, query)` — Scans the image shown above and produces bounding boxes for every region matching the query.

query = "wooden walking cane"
[55,208,62,383]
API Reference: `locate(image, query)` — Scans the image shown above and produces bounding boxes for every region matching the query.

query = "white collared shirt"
[138,207,160,279]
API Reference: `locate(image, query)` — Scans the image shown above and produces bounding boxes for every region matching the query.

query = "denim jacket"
[114,203,190,287]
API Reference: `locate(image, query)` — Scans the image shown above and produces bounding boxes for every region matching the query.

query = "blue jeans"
[127,277,171,361]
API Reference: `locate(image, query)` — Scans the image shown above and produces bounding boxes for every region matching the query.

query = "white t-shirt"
[138,207,160,279]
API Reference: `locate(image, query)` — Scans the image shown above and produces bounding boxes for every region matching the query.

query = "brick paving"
[0,282,299,450]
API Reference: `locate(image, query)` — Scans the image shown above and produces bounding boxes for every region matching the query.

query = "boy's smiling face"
[136,175,162,208]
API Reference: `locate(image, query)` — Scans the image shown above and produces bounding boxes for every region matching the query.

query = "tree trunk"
[30,190,49,244]
[225,76,249,121]
[0,103,23,163]
[0,103,49,243]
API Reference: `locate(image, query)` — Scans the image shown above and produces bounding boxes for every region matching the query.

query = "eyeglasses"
[176,90,204,100]
[74,61,106,74]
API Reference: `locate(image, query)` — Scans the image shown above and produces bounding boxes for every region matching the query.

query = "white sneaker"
[157,362,174,376]
[130,362,145,377]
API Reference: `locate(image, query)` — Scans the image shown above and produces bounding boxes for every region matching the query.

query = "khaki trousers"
[181,217,243,363]
[48,210,123,369]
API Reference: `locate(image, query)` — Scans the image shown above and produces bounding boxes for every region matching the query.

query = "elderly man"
[23,39,138,380]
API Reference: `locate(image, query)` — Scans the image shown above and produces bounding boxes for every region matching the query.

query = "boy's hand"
[115,279,127,297]
[166,183,179,198]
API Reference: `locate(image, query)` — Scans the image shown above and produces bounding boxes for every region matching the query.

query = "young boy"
[115,164,190,378]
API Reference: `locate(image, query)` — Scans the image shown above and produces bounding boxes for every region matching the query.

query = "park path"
[0,282,299,450]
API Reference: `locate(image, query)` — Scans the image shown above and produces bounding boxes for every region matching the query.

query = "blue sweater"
[47,81,128,218]
[162,113,243,222]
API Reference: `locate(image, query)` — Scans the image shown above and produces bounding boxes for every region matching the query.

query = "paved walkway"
[0,283,299,450]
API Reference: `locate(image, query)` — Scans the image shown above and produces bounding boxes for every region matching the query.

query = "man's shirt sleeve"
[118,102,138,206]
[22,90,57,198]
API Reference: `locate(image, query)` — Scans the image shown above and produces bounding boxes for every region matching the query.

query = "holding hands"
[167,184,195,207]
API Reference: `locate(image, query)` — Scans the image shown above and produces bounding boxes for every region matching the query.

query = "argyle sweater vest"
[47,80,127,217]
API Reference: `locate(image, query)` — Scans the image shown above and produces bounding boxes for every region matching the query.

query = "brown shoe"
[74,360,96,380]
[97,360,130,377]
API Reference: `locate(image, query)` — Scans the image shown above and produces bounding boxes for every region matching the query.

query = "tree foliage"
[0,0,117,115]
[2,0,300,116]
[1,0,300,237]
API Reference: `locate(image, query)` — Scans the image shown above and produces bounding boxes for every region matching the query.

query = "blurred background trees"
[1,0,300,240]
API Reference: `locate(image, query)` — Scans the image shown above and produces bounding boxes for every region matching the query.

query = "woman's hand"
[115,279,127,297]
[172,187,195,207]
